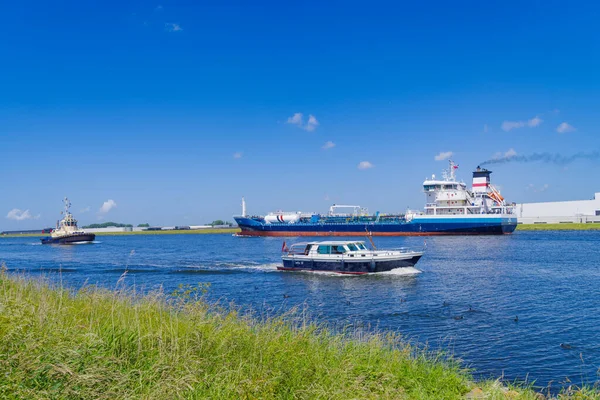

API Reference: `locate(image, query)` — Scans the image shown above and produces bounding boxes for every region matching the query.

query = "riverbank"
[0,270,549,399]
[0,228,240,238]
[516,223,600,231]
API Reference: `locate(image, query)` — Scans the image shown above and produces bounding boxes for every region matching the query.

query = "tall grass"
[0,269,565,399]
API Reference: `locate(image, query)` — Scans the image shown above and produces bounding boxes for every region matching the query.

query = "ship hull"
[234,216,517,237]
[280,255,422,274]
[41,233,96,244]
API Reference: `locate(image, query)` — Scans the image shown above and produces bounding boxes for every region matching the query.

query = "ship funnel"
[472,167,492,193]
[241,197,247,217]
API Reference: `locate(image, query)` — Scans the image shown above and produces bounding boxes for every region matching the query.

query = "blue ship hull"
[234,216,517,236]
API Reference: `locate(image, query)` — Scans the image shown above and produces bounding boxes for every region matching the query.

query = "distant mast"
[63,197,72,215]
[241,197,247,217]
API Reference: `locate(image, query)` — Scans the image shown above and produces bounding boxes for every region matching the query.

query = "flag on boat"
[281,241,288,252]
[453,164,459,169]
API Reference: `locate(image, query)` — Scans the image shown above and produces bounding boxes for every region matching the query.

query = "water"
[1,231,599,390]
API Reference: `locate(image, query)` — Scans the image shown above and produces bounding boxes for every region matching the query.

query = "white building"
[516,192,600,224]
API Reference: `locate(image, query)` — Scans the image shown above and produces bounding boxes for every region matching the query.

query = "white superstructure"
[421,160,514,216]
[51,197,87,238]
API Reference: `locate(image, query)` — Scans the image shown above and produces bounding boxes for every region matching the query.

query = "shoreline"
[0,228,241,238]
[2,224,600,239]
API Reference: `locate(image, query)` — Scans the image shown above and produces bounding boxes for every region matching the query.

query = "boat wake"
[377,267,422,276]
[172,262,280,274]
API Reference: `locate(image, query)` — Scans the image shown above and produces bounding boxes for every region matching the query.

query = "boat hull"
[41,233,96,245]
[235,216,518,237]
[280,254,422,274]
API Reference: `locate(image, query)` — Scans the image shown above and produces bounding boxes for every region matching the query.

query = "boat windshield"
[356,243,367,250]
[346,243,359,251]
[331,245,346,254]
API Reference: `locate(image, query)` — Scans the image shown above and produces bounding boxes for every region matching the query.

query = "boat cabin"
[287,241,370,256]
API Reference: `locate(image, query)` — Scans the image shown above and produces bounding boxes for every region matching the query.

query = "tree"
[82,222,133,229]
[137,223,150,227]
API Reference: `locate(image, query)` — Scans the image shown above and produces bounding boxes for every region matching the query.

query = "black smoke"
[480,151,600,166]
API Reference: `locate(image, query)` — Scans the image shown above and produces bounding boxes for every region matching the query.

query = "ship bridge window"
[317,245,331,255]
[347,243,359,251]
[331,245,346,254]
[357,243,367,250]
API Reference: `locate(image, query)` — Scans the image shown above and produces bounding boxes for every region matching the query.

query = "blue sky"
[1,1,599,229]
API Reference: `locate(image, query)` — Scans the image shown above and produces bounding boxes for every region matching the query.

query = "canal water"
[1,231,599,390]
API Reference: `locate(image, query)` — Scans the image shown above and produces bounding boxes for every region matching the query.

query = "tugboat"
[280,240,423,275]
[41,198,96,244]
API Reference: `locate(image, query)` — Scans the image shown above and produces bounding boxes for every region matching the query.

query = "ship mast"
[448,160,456,181]
[442,160,457,182]
[63,197,72,216]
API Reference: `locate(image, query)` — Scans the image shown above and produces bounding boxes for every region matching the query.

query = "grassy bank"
[516,223,600,231]
[0,228,240,238]
[0,271,550,399]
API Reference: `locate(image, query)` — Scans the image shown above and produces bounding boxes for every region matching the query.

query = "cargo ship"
[233,161,517,236]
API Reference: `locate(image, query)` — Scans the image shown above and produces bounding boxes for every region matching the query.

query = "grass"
[516,223,600,231]
[0,270,564,399]
[0,228,240,238]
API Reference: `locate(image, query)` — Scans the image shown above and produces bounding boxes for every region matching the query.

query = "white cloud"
[493,148,517,159]
[556,122,576,133]
[527,183,549,193]
[80,206,91,213]
[322,141,335,150]
[527,116,543,127]
[357,161,374,170]
[306,114,319,132]
[501,116,543,132]
[434,151,453,161]
[6,208,40,221]
[233,152,243,159]
[286,113,303,126]
[501,121,525,131]
[165,23,182,32]
[99,200,117,214]
[504,148,517,158]
[286,112,319,131]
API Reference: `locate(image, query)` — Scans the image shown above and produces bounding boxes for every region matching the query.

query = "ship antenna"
[63,197,71,215]
[449,160,455,181]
